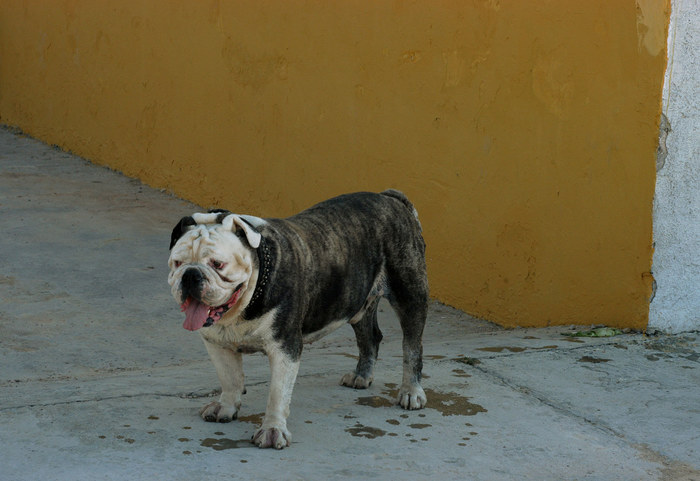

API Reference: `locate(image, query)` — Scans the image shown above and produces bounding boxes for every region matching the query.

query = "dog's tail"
[381,189,422,232]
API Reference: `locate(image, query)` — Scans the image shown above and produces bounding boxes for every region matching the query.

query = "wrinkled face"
[168,223,255,331]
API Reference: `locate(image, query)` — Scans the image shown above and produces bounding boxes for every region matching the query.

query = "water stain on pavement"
[477,346,526,353]
[409,423,431,429]
[238,412,264,425]
[356,395,394,408]
[578,356,611,364]
[355,383,486,417]
[345,423,386,439]
[200,437,252,450]
[424,388,487,416]
[477,345,558,353]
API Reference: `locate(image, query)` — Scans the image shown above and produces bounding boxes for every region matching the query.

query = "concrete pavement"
[1,126,699,480]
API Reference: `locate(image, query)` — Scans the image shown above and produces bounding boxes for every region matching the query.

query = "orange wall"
[0,1,669,328]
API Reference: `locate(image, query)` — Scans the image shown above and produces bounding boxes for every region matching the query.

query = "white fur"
[199,308,278,352]
[239,214,267,228]
[252,343,299,448]
[168,224,254,308]
[191,212,219,224]
[222,214,261,248]
[199,308,300,450]
[200,339,245,422]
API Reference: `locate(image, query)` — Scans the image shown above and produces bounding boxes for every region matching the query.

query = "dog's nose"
[181,267,203,301]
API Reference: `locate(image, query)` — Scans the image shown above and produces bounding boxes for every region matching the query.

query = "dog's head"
[168,210,262,331]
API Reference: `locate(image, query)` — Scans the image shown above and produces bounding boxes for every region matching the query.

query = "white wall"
[650,0,700,333]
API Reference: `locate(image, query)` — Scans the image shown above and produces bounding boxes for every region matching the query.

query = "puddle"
[455,357,481,366]
[355,384,486,417]
[425,355,447,360]
[345,423,386,439]
[147,415,159,420]
[424,388,487,416]
[578,356,611,364]
[477,346,526,353]
[386,419,400,425]
[477,345,558,353]
[562,338,585,343]
[200,437,252,450]
[356,395,394,408]
[409,423,431,429]
[238,412,264,425]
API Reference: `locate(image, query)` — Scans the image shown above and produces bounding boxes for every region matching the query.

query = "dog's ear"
[221,214,261,249]
[209,208,232,224]
[170,216,196,250]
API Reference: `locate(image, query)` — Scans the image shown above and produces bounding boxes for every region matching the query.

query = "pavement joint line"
[1,392,197,412]
[459,357,626,442]
[0,369,360,413]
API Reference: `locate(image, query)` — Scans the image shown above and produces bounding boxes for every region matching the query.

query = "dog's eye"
[173,260,182,268]
[210,260,225,270]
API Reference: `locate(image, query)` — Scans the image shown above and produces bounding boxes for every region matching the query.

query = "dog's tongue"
[182,298,210,331]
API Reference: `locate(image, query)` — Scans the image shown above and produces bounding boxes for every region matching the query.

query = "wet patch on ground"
[200,437,252,450]
[345,423,386,439]
[644,336,699,364]
[237,412,264,425]
[578,356,611,364]
[355,383,486,417]
[562,337,586,343]
[476,345,558,353]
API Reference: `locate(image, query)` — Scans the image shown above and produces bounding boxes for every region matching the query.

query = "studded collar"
[249,236,271,306]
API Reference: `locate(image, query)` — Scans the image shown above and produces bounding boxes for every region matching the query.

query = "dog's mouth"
[180,283,244,331]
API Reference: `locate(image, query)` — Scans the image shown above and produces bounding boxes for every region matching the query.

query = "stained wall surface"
[650,0,700,333]
[0,1,669,328]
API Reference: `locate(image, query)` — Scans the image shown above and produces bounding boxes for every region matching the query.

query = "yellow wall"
[0,1,669,328]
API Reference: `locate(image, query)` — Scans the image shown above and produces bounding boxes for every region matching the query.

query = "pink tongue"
[183,299,210,331]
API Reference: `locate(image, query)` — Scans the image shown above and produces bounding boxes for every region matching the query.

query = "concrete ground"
[1,126,699,481]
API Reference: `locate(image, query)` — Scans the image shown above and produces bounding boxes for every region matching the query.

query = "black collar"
[248,236,271,307]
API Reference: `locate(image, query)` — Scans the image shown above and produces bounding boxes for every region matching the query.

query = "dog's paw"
[199,401,239,423]
[397,384,427,410]
[340,372,373,389]
[252,425,291,449]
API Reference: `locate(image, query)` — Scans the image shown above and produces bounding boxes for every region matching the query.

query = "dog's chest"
[198,308,277,352]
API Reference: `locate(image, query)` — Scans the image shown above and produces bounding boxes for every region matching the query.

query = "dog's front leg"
[199,338,245,423]
[253,345,300,449]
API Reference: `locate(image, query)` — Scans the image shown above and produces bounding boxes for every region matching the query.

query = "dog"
[168,190,428,449]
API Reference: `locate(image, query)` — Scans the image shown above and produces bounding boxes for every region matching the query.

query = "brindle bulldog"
[168,190,428,449]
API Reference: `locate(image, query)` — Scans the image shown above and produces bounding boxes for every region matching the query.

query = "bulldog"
[168,190,428,449]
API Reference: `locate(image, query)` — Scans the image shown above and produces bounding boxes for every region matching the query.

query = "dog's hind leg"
[340,296,383,389]
[386,265,428,410]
